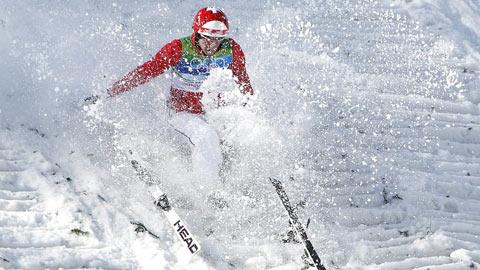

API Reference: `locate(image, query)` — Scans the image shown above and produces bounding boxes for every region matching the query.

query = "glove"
[83,95,101,106]
[83,87,115,106]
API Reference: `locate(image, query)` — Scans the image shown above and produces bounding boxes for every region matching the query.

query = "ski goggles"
[199,33,224,42]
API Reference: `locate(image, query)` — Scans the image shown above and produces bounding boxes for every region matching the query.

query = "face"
[197,34,223,56]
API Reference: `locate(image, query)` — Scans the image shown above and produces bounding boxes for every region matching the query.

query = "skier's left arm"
[229,39,254,95]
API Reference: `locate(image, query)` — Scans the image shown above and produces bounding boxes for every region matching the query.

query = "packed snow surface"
[1,0,480,269]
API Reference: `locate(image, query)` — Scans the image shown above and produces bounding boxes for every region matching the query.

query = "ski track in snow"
[1,0,480,269]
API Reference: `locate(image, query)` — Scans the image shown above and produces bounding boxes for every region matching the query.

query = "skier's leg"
[168,112,222,191]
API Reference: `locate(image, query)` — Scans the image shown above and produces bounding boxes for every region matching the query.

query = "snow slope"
[1,0,479,269]
[0,131,136,268]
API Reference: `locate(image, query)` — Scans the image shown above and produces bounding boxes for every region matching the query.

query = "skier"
[91,7,254,204]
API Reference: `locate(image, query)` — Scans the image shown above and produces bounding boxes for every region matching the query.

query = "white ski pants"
[168,112,222,190]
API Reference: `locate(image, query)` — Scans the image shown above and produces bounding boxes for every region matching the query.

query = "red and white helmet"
[193,7,229,38]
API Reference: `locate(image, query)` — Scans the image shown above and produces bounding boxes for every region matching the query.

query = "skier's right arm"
[108,39,182,96]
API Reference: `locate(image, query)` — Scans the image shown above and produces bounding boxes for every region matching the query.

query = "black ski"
[269,177,326,270]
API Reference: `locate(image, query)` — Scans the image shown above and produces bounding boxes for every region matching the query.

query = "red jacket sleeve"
[109,39,182,96]
[228,39,254,95]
